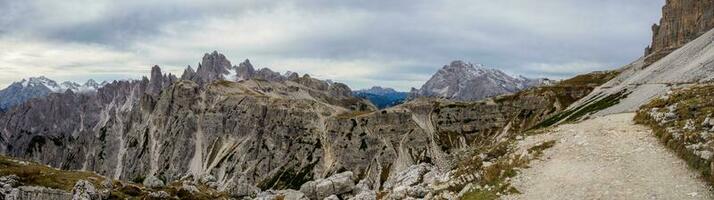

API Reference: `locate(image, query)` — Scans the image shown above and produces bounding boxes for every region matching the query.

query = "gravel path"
[503,113,713,200]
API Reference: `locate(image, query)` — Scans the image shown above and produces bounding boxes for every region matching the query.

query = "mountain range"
[0,77,107,111]
[352,87,408,109]
[0,52,600,199]
[2,0,714,199]
[0,59,546,112]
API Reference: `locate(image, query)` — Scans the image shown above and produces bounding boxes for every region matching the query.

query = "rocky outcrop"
[255,189,308,200]
[224,179,260,198]
[235,59,255,81]
[0,175,73,200]
[147,65,177,96]
[1,186,72,200]
[181,66,197,81]
[299,171,355,199]
[142,176,165,189]
[644,0,714,66]
[71,180,98,200]
[232,59,286,82]
[411,60,549,101]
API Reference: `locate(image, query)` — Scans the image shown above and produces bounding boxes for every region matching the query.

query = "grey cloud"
[0,0,666,90]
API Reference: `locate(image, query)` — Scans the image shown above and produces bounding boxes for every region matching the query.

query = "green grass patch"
[0,155,106,191]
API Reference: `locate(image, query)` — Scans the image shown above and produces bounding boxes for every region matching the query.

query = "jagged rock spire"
[181,65,196,80]
[190,51,233,85]
[236,59,255,81]
[147,65,177,96]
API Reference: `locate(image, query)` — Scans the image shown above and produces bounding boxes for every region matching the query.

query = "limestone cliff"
[645,0,714,66]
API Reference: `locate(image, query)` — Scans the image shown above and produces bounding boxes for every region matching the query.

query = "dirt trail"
[503,113,713,200]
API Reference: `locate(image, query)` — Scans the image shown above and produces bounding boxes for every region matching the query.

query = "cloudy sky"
[0,0,665,90]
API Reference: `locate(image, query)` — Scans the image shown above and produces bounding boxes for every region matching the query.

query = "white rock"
[181,182,200,194]
[223,181,260,198]
[352,190,377,200]
[300,171,355,199]
[142,175,165,189]
[383,163,433,190]
[71,180,97,200]
[199,174,217,184]
[148,191,171,199]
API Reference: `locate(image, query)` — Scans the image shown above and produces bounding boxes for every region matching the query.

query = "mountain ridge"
[0,76,109,111]
[353,86,408,109]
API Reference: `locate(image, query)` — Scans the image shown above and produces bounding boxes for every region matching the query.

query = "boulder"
[181,181,200,194]
[281,189,309,200]
[71,180,98,200]
[323,194,340,200]
[142,175,165,189]
[148,191,171,199]
[224,181,260,198]
[383,163,433,190]
[300,171,355,199]
[199,174,217,185]
[254,190,307,200]
[0,175,20,188]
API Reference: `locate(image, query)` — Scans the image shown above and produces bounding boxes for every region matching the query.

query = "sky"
[0,0,665,91]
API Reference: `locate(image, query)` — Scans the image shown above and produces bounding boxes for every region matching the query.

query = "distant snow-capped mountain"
[353,86,408,109]
[0,76,107,111]
[411,60,550,101]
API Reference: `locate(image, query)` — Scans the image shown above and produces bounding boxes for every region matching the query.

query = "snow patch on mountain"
[16,76,107,93]
[0,76,109,111]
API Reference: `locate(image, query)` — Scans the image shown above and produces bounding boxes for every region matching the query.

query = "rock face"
[147,65,176,96]
[235,59,256,81]
[644,0,714,66]
[1,175,73,200]
[411,61,549,101]
[1,186,72,200]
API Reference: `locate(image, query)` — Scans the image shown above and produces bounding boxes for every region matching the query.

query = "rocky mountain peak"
[84,79,100,88]
[24,76,61,92]
[187,51,233,85]
[411,61,544,101]
[236,59,255,81]
[148,65,165,95]
[181,65,196,80]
